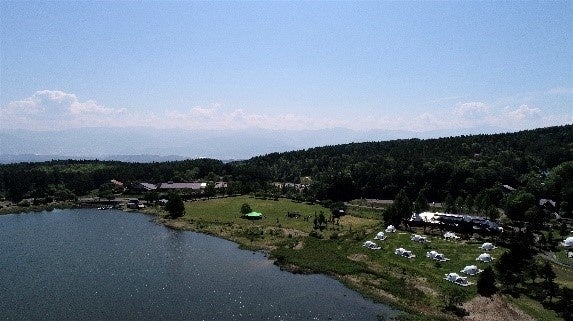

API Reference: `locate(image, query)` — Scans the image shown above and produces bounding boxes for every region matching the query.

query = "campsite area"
[150,195,570,321]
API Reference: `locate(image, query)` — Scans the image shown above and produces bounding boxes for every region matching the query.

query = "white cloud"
[504,104,541,120]
[2,90,570,134]
[7,90,77,116]
[187,103,226,120]
[454,102,491,119]
[1,91,357,131]
[70,99,124,115]
[409,112,448,131]
[0,90,126,129]
[159,107,332,131]
[407,99,571,133]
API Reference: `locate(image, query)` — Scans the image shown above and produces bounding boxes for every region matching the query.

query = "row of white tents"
[444,247,493,286]
[364,229,573,287]
[441,240,495,286]
[429,249,492,287]
[362,225,397,250]
[362,227,499,287]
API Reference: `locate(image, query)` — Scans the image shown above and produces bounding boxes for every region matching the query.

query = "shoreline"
[1,202,551,321]
[1,205,407,317]
[156,216,316,274]
[152,212,427,320]
[0,202,76,216]
[147,206,551,321]
[0,203,474,320]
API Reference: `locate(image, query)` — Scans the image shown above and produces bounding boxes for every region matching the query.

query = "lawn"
[182,196,377,236]
[351,228,500,306]
[345,204,385,220]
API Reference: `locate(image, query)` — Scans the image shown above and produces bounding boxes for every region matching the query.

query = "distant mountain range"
[0,126,506,163]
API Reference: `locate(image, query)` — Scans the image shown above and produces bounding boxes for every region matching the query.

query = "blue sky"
[1,1,571,133]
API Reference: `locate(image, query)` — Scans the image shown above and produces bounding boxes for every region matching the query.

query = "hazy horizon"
[0,125,564,163]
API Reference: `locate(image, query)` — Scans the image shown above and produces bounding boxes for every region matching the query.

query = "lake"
[0,209,396,320]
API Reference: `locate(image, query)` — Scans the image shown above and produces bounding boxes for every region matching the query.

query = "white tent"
[480,242,496,251]
[411,234,429,243]
[444,273,472,286]
[385,225,396,233]
[476,253,494,262]
[374,231,387,240]
[562,236,573,248]
[461,265,483,276]
[363,241,381,250]
[426,250,439,258]
[395,247,416,258]
[426,250,449,262]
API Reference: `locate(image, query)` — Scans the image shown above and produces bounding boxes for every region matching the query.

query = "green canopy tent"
[242,211,263,220]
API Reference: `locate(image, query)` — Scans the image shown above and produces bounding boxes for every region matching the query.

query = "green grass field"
[184,196,328,232]
[181,196,378,238]
[345,204,385,219]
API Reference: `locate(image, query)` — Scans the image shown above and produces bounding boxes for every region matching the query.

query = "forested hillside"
[1,125,572,218]
[240,125,572,214]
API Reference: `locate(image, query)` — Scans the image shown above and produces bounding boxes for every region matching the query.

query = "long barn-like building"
[409,212,502,234]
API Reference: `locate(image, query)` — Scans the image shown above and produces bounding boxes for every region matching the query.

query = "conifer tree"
[477,267,497,297]
[165,192,185,219]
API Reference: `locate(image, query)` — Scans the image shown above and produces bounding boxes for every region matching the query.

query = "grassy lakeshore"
[144,195,564,321]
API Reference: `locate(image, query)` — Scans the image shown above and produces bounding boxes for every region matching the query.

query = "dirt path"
[463,295,535,321]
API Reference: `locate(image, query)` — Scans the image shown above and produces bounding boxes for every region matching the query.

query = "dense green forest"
[1,125,572,219]
[245,125,571,202]
[243,125,572,218]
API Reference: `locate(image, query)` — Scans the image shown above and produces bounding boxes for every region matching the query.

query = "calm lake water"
[0,209,396,320]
